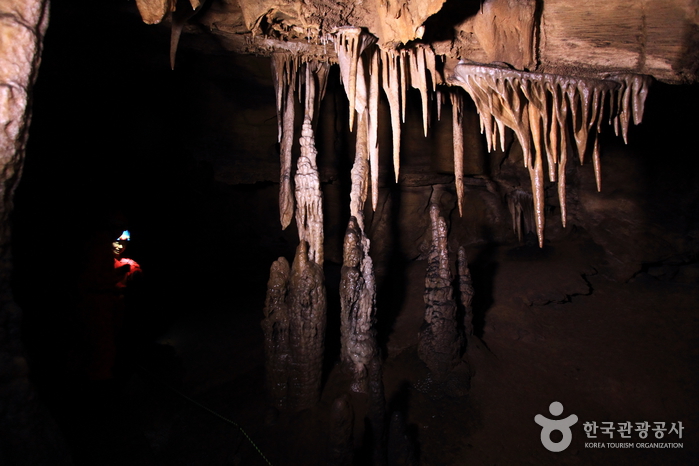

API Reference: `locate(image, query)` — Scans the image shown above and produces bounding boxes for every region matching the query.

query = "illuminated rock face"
[137,0,698,84]
[340,217,379,394]
[262,242,326,411]
[0,0,71,462]
[418,204,464,381]
[261,257,291,409]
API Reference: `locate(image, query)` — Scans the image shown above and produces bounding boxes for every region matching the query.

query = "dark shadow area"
[374,184,407,355]
[421,0,482,43]
[468,229,499,339]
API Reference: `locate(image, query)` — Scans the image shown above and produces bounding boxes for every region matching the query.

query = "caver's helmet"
[113,230,130,256]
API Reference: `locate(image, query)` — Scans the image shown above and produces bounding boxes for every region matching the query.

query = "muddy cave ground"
[9,3,699,465]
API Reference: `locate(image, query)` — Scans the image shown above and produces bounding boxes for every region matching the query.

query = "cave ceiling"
[137,0,699,84]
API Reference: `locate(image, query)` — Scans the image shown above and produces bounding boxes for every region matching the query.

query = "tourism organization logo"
[535,402,685,452]
[535,401,578,452]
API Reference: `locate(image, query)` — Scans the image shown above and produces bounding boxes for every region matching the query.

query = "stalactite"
[294,60,325,265]
[610,74,652,143]
[552,82,570,227]
[335,28,377,132]
[418,204,464,382]
[311,61,331,121]
[506,188,536,242]
[408,46,430,137]
[350,120,370,232]
[369,50,380,211]
[295,118,324,265]
[452,63,651,246]
[328,395,354,466]
[400,50,408,124]
[424,46,437,91]
[457,247,475,338]
[380,47,402,182]
[335,27,362,131]
[271,53,299,230]
[262,257,291,410]
[169,0,205,70]
[287,241,327,411]
[592,132,601,192]
[450,90,465,217]
[304,62,316,121]
[271,54,286,143]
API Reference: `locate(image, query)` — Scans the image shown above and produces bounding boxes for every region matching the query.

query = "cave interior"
[7,0,699,465]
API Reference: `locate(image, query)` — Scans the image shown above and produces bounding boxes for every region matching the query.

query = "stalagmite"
[271,54,299,229]
[287,241,327,411]
[418,205,464,381]
[328,395,354,466]
[456,248,475,338]
[452,63,651,246]
[380,47,402,182]
[262,243,326,412]
[450,91,465,216]
[340,217,379,394]
[262,257,291,410]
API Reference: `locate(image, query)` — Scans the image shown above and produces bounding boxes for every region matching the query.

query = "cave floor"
[59,238,699,465]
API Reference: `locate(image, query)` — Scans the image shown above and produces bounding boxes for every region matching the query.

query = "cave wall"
[1,0,698,462]
[0,0,71,463]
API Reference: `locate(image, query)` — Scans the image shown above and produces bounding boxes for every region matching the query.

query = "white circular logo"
[534,402,578,452]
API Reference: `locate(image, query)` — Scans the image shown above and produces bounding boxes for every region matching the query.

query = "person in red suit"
[80,229,142,382]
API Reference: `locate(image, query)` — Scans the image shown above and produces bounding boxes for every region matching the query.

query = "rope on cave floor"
[136,364,273,466]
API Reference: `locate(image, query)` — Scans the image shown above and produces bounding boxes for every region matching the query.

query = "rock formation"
[0,1,72,464]
[261,257,291,410]
[295,117,324,265]
[286,241,327,410]
[418,204,464,381]
[452,63,652,246]
[262,242,326,411]
[328,395,354,466]
[340,217,379,393]
[367,355,387,466]
[457,247,475,339]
